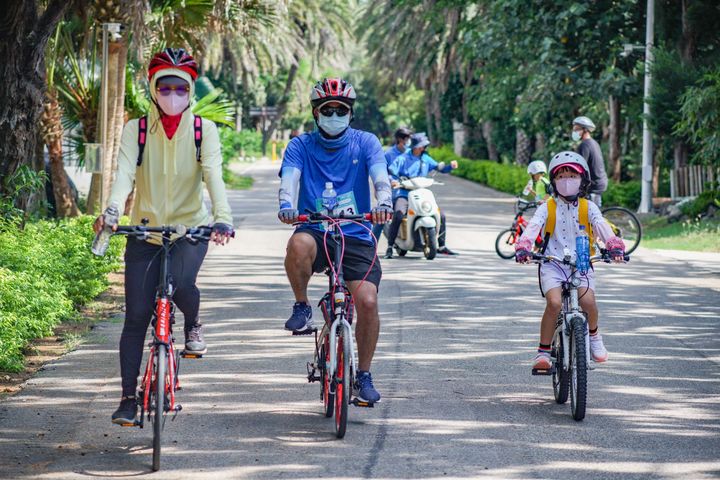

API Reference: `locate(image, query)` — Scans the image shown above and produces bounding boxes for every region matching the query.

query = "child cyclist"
[523,160,551,203]
[515,151,625,371]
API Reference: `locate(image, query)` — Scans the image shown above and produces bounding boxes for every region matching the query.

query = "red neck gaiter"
[160,113,183,139]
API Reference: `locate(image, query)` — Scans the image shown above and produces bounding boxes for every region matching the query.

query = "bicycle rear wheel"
[320,334,334,418]
[152,344,167,471]
[602,207,642,254]
[334,330,349,438]
[552,331,569,404]
[495,228,517,259]
[569,317,587,421]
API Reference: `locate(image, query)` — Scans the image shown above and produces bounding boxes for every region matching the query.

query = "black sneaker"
[383,247,393,259]
[111,396,138,425]
[438,246,459,256]
[184,323,207,354]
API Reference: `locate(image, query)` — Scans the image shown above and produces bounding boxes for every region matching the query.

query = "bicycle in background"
[495,198,543,259]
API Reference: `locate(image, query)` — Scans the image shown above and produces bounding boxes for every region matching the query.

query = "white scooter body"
[390,177,442,260]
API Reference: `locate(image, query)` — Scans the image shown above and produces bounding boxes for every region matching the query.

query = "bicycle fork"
[561,288,592,371]
[328,294,357,382]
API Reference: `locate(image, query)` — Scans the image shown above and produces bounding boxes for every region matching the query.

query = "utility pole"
[639,0,655,213]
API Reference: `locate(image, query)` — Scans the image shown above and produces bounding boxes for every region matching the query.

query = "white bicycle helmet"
[548,151,592,200]
[573,116,596,132]
[527,160,547,175]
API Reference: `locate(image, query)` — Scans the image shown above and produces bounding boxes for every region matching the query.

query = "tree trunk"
[673,142,688,170]
[608,95,622,182]
[424,86,433,143]
[44,89,80,217]
[262,63,298,156]
[534,132,546,159]
[483,121,499,162]
[432,87,442,146]
[0,1,72,196]
[515,129,531,166]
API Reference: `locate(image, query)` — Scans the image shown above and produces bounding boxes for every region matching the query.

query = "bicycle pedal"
[532,367,555,376]
[180,351,203,359]
[291,328,317,336]
[351,398,375,408]
[117,420,140,427]
[307,374,321,383]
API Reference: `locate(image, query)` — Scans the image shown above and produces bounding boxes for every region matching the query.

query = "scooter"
[385,176,442,260]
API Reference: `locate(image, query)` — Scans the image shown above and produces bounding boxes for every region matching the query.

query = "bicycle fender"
[413,216,437,230]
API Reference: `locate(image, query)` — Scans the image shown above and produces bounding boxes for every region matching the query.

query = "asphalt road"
[1,159,719,480]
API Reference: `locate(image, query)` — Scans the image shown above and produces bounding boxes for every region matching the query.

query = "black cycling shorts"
[294,228,382,289]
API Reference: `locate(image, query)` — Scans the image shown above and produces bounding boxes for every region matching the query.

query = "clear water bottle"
[91,201,120,256]
[575,225,590,274]
[321,182,337,214]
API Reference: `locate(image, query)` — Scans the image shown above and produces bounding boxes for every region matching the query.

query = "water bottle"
[321,182,338,214]
[575,225,590,274]
[91,201,120,256]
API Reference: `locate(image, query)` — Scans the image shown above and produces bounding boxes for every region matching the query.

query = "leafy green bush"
[680,190,720,218]
[0,216,123,371]
[219,127,263,161]
[429,146,527,195]
[604,181,642,210]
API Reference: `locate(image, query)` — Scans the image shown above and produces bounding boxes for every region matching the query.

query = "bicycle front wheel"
[602,207,642,254]
[152,344,167,471]
[334,331,349,439]
[569,317,587,421]
[495,228,517,259]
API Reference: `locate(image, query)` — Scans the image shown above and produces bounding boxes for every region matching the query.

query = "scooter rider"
[372,127,412,243]
[384,132,459,259]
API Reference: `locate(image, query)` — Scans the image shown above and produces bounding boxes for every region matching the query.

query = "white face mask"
[318,113,350,137]
[571,130,582,142]
[556,177,582,197]
[157,93,190,116]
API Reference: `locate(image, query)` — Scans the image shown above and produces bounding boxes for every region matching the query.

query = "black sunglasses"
[319,105,350,117]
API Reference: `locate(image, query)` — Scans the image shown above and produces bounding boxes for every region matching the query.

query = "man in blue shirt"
[372,127,412,242]
[384,132,459,258]
[277,78,393,404]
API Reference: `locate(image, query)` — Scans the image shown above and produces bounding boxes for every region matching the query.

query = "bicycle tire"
[494,228,517,260]
[602,206,642,254]
[320,337,334,418]
[569,317,587,421]
[152,344,167,471]
[552,331,569,404]
[334,331,349,438]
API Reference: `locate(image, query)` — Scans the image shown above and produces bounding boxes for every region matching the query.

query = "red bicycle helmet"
[310,78,356,108]
[148,48,199,82]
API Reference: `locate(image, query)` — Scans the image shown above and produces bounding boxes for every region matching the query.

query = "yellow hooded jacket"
[108,68,232,240]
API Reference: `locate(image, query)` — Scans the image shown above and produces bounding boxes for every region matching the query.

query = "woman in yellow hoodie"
[93,48,233,425]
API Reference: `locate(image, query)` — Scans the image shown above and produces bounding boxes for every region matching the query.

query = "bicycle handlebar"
[297,212,373,223]
[113,224,235,241]
[531,249,630,266]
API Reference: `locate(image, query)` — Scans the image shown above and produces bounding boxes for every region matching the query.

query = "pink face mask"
[556,177,582,197]
[156,92,189,116]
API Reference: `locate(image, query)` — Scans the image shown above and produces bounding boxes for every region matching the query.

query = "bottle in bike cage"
[576,225,590,274]
[322,182,338,214]
[91,201,120,256]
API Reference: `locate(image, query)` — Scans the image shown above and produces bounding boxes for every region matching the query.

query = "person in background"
[572,116,608,207]
[372,127,412,243]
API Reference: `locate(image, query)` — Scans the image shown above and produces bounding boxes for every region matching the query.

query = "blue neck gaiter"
[315,127,351,150]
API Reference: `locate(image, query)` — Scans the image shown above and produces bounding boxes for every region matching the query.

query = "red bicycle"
[495,198,544,259]
[113,222,229,471]
[298,211,377,439]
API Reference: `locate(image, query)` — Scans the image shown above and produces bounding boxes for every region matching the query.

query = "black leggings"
[386,197,447,248]
[120,237,208,396]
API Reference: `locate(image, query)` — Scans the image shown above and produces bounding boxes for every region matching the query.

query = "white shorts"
[540,262,595,295]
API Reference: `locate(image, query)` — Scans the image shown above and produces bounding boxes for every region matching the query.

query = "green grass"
[642,217,720,252]
[224,173,254,190]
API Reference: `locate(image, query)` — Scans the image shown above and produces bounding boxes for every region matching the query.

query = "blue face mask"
[317,112,350,137]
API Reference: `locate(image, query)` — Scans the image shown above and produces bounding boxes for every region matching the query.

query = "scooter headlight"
[421,201,433,213]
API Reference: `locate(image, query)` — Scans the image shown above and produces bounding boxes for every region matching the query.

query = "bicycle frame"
[554,268,590,372]
[323,224,357,384]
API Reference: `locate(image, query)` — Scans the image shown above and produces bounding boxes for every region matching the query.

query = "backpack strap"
[194,115,203,163]
[137,116,147,166]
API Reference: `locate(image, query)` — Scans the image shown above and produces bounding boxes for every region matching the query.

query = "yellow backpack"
[542,197,596,255]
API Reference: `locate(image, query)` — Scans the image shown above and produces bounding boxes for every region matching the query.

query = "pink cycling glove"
[515,237,534,263]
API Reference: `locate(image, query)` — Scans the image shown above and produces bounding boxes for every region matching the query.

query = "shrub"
[604,181,642,210]
[680,190,720,218]
[0,216,123,371]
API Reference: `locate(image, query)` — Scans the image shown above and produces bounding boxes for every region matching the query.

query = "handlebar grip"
[364,213,372,221]
[297,214,308,222]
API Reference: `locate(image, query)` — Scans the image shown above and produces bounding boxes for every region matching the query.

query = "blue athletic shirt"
[388,151,452,200]
[384,144,408,167]
[281,128,386,244]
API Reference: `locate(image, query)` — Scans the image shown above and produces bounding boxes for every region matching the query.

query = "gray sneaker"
[184,323,207,354]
